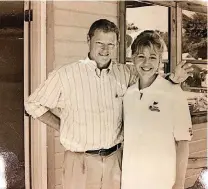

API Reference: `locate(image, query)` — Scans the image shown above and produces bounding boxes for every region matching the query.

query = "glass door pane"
[0,1,25,188]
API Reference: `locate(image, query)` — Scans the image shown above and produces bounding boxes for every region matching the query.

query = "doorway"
[0,1,26,188]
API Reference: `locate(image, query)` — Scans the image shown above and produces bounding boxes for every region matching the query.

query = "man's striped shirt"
[25,57,136,152]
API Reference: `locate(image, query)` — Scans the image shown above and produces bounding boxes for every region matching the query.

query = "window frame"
[119,0,207,68]
[120,0,207,116]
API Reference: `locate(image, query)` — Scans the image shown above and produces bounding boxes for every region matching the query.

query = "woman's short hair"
[131,30,165,55]
[88,19,120,41]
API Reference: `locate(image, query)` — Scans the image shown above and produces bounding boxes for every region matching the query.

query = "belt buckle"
[98,148,105,156]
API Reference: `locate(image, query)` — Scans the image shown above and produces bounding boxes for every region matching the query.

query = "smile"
[141,67,152,71]
[99,54,109,56]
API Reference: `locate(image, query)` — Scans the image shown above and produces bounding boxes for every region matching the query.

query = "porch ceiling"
[126,1,207,14]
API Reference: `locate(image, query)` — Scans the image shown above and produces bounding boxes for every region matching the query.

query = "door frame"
[24,1,31,188]
[24,1,48,189]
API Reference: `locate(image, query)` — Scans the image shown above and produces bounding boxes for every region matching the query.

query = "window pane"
[126,4,169,74]
[182,10,207,60]
[181,10,207,114]
[182,62,207,113]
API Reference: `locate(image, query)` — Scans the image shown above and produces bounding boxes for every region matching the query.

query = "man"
[25,19,193,189]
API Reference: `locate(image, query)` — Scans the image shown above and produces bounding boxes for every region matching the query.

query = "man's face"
[88,30,117,69]
[133,46,161,80]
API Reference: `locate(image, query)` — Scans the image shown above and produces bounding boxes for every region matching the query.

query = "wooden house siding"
[185,121,207,188]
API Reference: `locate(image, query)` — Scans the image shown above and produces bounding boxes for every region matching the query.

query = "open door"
[0,1,30,188]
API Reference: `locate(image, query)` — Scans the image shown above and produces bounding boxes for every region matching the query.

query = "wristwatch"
[165,73,179,84]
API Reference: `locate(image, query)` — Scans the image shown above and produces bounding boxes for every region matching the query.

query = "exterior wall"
[185,118,207,188]
[53,1,118,67]
[46,1,119,189]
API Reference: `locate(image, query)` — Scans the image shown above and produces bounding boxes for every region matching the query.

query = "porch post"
[119,1,126,64]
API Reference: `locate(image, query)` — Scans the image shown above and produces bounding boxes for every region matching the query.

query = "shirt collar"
[84,56,113,75]
[134,75,164,93]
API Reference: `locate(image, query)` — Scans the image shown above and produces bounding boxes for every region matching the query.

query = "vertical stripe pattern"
[25,57,133,152]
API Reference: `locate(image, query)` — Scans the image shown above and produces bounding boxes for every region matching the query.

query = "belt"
[86,143,121,156]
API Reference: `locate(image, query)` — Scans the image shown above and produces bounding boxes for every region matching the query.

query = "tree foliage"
[182,13,207,59]
[126,12,207,60]
[155,30,169,49]
[126,22,139,31]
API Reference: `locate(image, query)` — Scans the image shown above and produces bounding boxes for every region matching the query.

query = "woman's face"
[133,46,161,80]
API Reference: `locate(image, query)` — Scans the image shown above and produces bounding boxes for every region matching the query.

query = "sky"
[126,6,194,32]
[126,6,197,57]
[127,6,169,32]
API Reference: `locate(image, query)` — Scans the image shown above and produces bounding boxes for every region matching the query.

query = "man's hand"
[38,111,60,131]
[170,60,194,83]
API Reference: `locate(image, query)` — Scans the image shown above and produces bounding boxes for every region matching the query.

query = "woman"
[122,31,192,189]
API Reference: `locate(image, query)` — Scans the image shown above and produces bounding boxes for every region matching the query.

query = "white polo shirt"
[122,75,192,189]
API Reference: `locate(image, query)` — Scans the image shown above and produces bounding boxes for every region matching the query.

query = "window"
[123,1,207,114]
[181,10,207,114]
[126,1,169,74]
[182,10,207,61]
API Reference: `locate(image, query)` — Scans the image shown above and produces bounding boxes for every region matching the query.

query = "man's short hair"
[131,30,165,55]
[88,19,120,41]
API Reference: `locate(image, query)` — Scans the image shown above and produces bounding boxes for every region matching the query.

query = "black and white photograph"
[0,1,207,189]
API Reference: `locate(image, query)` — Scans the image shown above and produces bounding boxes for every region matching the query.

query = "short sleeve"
[24,69,63,118]
[172,86,192,141]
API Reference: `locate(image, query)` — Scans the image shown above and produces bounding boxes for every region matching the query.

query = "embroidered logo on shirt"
[149,101,160,112]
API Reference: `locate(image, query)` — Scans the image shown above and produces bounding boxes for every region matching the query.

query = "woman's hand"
[169,60,194,83]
